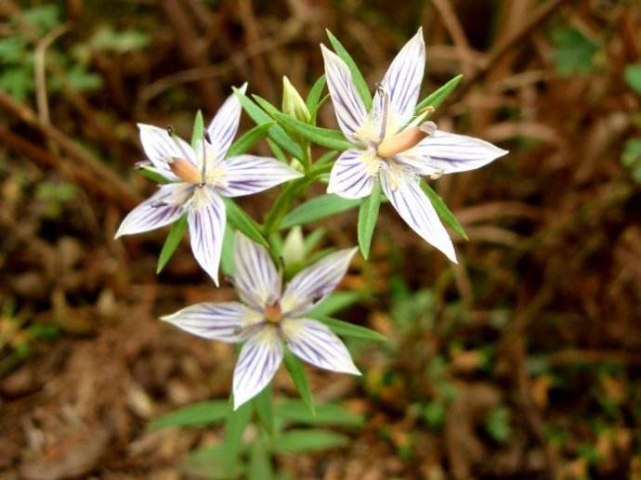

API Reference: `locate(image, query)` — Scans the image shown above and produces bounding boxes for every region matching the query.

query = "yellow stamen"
[264,302,282,324]
[377,127,429,159]
[169,157,201,184]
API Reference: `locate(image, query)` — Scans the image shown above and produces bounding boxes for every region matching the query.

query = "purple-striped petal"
[280,248,357,316]
[321,44,367,140]
[188,187,226,285]
[233,326,283,409]
[411,129,509,175]
[327,149,379,199]
[282,318,360,375]
[206,84,247,161]
[115,183,192,238]
[138,124,196,181]
[372,28,426,130]
[216,155,303,198]
[380,164,457,262]
[233,232,282,311]
[161,301,260,343]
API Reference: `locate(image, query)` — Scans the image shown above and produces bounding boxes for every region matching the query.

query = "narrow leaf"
[226,122,274,158]
[191,110,204,150]
[267,138,288,164]
[357,180,381,259]
[253,384,275,437]
[157,214,188,274]
[316,316,387,343]
[306,75,326,113]
[415,74,463,113]
[306,291,363,317]
[421,182,468,240]
[272,111,353,151]
[223,197,270,248]
[276,400,364,427]
[222,400,253,474]
[136,166,171,184]
[326,30,372,110]
[149,400,230,429]
[280,194,360,230]
[284,352,314,415]
[221,224,235,276]
[248,438,272,480]
[273,429,349,453]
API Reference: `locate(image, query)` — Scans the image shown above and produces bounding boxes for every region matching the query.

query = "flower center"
[377,120,436,159]
[264,302,282,324]
[169,157,202,184]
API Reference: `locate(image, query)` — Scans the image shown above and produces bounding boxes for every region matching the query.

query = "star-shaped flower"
[321,29,508,262]
[162,233,360,409]
[115,85,302,284]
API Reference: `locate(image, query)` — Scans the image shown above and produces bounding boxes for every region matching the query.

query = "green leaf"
[136,165,171,184]
[276,400,364,427]
[306,75,327,113]
[253,384,275,437]
[267,138,288,163]
[248,438,272,480]
[157,214,188,273]
[326,30,372,110]
[306,291,363,317]
[233,87,303,159]
[149,400,230,429]
[280,194,360,230]
[551,27,600,76]
[273,429,349,453]
[222,400,253,474]
[223,197,269,248]
[624,64,641,97]
[357,180,381,259]
[227,122,274,158]
[316,316,386,343]
[284,352,314,415]
[221,225,235,276]
[421,182,468,240]
[272,111,353,151]
[191,110,204,150]
[415,74,463,113]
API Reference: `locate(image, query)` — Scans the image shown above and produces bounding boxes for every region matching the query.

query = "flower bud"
[281,226,305,266]
[282,76,311,123]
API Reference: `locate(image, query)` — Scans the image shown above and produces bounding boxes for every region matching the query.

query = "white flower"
[321,29,508,262]
[115,85,302,284]
[162,232,360,409]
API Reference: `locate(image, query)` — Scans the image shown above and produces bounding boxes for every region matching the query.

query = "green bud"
[282,76,311,123]
[281,226,305,267]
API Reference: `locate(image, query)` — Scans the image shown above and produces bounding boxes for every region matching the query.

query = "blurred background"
[1,0,640,478]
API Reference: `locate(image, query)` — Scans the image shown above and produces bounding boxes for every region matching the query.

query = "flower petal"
[161,301,260,343]
[138,123,196,180]
[282,318,360,375]
[380,164,457,262]
[233,326,283,409]
[233,232,282,311]
[320,44,367,140]
[280,248,357,316]
[188,187,227,285]
[206,84,247,161]
[115,183,191,238]
[216,155,303,198]
[327,149,379,199]
[372,28,426,129]
[411,129,508,175]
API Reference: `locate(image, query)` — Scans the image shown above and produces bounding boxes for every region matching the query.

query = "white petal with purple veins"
[161,302,260,343]
[233,326,283,409]
[412,130,508,174]
[380,164,457,263]
[321,45,367,140]
[233,232,282,311]
[138,124,196,181]
[327,149,379,199]
[115,183,192,238]
[206,84,247,162]
[188,186,227,285]
[282,319,360,375]
[372,28,426,129]
[280,248,357,316]
[217,155,303,198]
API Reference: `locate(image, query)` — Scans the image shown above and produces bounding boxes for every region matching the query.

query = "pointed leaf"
[421,182,468,240]
[253,384,275,437]
[280,194,361,230]
[248,438,273,480]
[272,111,353,151]
[415,74,463,113]
[149,400,230,429]
[136,165,171,184]
[326,30,372,110]
[222,400,253,474]
[226,122,274,158]
[222,197,270,248]
[273,429,349,453]
[306,75,327,113]
[276,400,364,427]
[157,214,188,273]
[315,316,386,343]
[284,351,314,415]
[191,110,204,150]
[305,291,363,317]
[221,224,235,276]
[357,180,381,259]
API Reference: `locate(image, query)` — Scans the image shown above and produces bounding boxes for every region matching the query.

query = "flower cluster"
[116,29,507,408]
